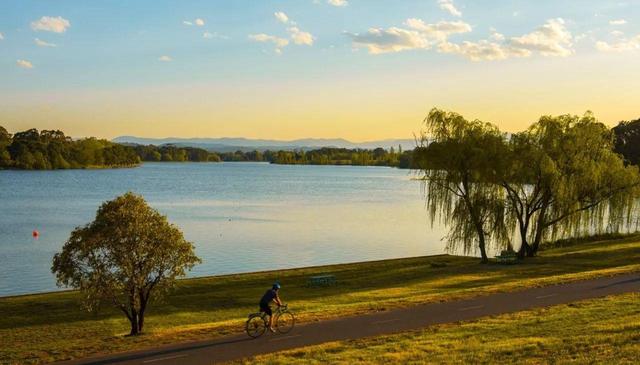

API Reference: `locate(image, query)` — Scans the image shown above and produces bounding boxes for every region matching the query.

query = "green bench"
[495,250,518,265]
[307,274,337,287]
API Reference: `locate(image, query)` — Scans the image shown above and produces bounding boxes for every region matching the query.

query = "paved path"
[58,273,640,365]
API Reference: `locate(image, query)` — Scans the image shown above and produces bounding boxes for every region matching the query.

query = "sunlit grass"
[2,235,640,364]
[238,293,640,364]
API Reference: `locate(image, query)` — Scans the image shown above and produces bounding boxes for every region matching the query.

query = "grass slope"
[239,293,640,364]
[2,235,640,364]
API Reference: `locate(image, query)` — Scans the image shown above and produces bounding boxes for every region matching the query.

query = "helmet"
[273,283,281,290]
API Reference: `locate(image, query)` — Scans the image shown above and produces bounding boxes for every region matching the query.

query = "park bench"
[495,250,518,265]
[307,274,337,287]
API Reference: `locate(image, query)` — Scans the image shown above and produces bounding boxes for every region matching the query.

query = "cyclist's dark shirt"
[260,289,277,307]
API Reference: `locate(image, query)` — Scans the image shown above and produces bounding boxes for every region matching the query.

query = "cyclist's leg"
[260,304,274,330]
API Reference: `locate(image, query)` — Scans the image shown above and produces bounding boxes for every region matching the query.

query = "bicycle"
[245,304,296,338]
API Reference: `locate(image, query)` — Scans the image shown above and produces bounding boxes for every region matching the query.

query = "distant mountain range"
[112,136,417,152]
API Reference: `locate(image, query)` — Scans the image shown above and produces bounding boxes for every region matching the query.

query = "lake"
[0,162,450,297]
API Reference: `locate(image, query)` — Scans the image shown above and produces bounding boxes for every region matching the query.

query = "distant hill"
[112,136,416,152]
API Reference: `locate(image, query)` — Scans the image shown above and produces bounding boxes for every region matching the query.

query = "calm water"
[0,162,449,297]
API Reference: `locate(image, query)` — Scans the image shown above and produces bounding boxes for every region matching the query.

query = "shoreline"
[0,253,450,300]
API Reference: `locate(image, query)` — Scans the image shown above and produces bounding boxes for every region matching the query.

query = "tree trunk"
[517,222,530,259]
[528,211,547,257]
[478,232,489,263]
[129,310,140,336]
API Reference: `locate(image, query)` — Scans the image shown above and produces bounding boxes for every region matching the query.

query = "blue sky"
[1,1,639,140]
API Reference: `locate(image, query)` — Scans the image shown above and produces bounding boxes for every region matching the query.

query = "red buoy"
[32,230,39,239]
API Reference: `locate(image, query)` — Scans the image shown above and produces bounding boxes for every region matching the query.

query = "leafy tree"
[52,193,201,335]
[613,118,640,165]
[414,108,509,263]
[507,113,640,256]
[0,125,11,147]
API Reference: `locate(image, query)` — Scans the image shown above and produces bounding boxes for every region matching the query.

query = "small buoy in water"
[32,230,39,239]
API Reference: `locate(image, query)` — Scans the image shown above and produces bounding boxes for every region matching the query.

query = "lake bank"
[3,235,640,364]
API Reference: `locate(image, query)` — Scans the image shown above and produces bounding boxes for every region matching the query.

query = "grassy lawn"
[239,292,640,364]
[2,235,640,364]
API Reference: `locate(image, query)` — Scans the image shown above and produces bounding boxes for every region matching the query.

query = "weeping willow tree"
[501,112,640,257]
[414,108,509,263]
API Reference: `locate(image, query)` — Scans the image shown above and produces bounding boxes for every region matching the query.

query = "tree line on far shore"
[130,144,415,167]
[0,126,415,169]
[0,127,139,169]
[415,109,640,263]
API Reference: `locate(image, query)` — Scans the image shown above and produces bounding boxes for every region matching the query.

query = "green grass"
[239,292,640,364]
[2,235,640,364]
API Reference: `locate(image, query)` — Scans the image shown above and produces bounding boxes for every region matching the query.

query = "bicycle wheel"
[275,311,295,334]
[245,315,266,338]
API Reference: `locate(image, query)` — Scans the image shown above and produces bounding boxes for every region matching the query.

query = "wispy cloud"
[158,55,172,62]
[183,18,205,27]
[327,0,348,7]
[0,32,4,40]
[251,12,315,53]
[274,11,289,24]
[34,38,57,47]
[249,33,289,54]
[17,59,34,69]
[438,0,462,17]
[609,19,627,25]
[349,17,574,61]
[31,16,70,33]
[440,18,574,60]
[347,19,471,54]
[203,31,229,40]
[596,35,640,52]
[288,27,314,45]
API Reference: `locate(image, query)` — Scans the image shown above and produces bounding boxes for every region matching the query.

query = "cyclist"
[259,283,283,332]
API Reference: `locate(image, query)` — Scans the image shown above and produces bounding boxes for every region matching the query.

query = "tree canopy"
[414,108,509,262]
[51,193,201,335]
[414,109,640,261]
[0,127,139,169]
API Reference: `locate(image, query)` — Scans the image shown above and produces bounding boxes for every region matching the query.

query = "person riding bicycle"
[259,283,283,332]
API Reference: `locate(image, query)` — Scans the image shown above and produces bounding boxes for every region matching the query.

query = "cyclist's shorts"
[260,304,272,316]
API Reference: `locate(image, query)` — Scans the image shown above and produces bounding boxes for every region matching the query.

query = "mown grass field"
[2,235,640,364]
[239,292,640,364]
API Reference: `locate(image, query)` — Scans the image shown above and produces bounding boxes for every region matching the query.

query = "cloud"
[249,33,289,53]
[183,21,193,26]
[34,38,57,47]
[250,13,315,53]
[609,19,627,25]
[507,18,573,57]
[439,40,510,61]
[31,16,70,33]
[440,18,573,60]
[274,11,289,24]
[438,0,462,17]
[203,31,229,40]
[595,35,640,52]
[195,18,205,26]
[489,27,505,41]
[611,30,624,37]
[17,59,34,69]
[158,55,172,62]
[350,17,574,60]
[0,32,4,40]
[288,26,314,45]
[327,0,348,6]
[347,19,471,54]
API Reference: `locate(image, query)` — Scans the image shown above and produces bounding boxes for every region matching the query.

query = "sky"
[0,0,639,141]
